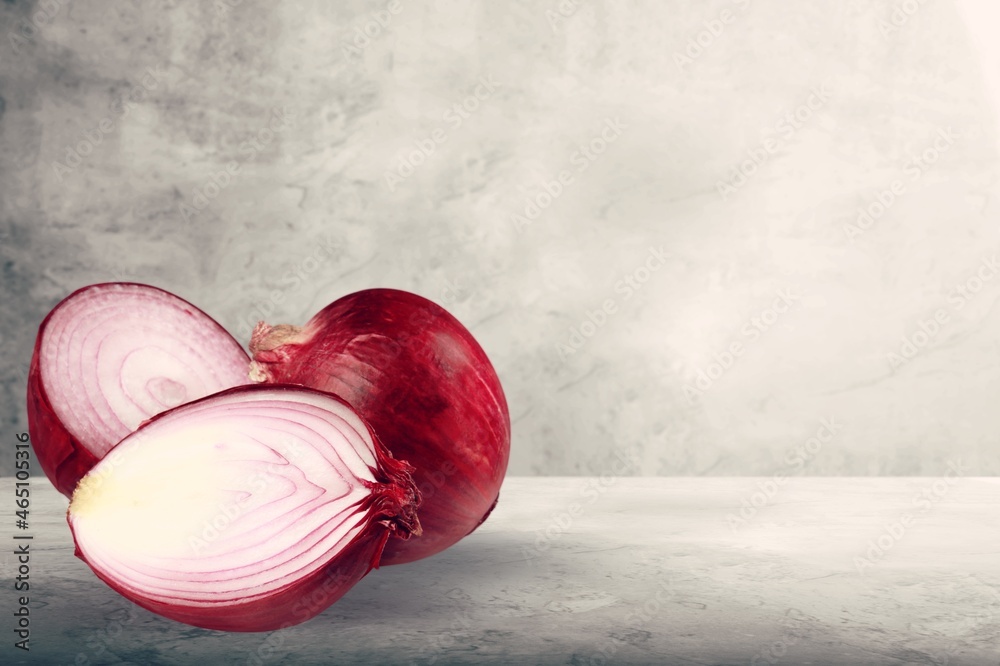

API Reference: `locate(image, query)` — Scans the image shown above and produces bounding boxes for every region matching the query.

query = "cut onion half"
[27,283,252,496]
[68,384,420,632]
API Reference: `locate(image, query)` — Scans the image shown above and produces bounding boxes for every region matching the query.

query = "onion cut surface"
[68,385,420,632]
[249,288,510,565]
[28,283,252,497]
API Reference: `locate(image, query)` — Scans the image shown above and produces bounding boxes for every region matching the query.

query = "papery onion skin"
[68,384,420,632]
[249,288,510,565]
[27,283,252,498]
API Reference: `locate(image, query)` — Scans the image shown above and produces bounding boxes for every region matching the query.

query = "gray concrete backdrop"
[2,0,1000,477]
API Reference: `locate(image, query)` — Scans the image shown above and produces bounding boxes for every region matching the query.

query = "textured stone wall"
[2,0,999,477]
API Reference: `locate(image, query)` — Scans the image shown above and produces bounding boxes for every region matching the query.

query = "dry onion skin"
[27,283,251,497]
[68,385,420,632]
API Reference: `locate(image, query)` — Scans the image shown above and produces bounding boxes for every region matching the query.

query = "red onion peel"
[249,288,510,565]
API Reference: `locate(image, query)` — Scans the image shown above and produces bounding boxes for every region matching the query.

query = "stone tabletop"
[2,476,999,665]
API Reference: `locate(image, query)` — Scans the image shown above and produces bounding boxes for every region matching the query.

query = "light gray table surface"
[1,476,998,666]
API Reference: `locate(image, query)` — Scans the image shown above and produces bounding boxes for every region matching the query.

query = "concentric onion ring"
[68,385,420,632]
[27,283,252,496]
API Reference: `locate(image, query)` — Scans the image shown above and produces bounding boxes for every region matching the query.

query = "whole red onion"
[248,288,510,564]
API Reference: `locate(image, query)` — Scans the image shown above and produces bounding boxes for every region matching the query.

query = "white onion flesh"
[69,386,413,621]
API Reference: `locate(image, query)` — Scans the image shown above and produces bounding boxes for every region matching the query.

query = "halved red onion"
[68,384,420,632]
[27,283,251,497]
[249,288,510,565]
